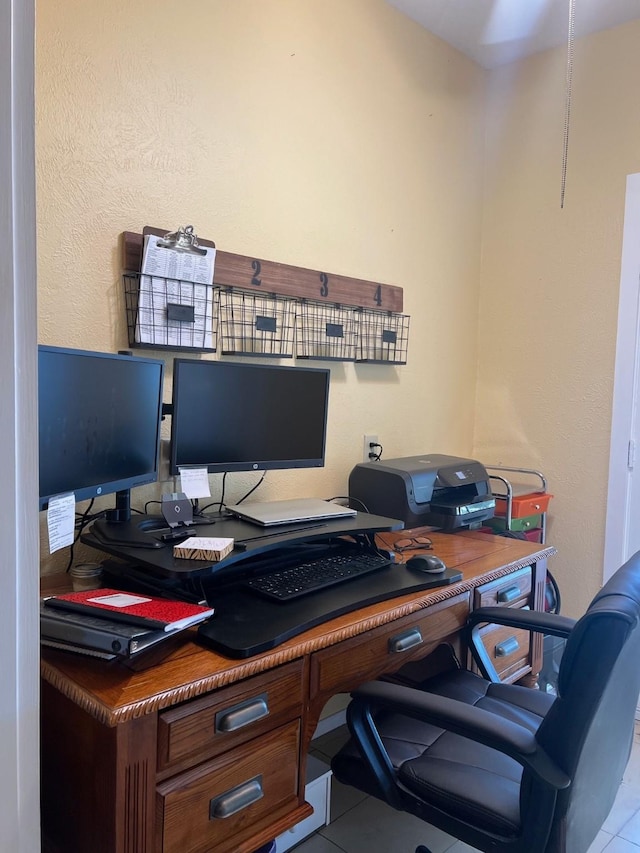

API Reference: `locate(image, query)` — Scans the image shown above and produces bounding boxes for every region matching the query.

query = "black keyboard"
[244,550,391,602]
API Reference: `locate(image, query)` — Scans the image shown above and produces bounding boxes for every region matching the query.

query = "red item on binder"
[43,588,214,632]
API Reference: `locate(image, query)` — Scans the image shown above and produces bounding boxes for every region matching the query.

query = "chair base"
[415,846,432,853]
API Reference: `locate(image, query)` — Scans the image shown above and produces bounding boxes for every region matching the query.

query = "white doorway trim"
[0,0,40,849]
[604,173,640,581]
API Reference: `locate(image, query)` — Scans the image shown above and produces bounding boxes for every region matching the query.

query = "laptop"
[226,498,357,527]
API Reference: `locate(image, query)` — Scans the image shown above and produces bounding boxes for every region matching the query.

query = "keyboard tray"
[244,550,391,602]
[197,563,462,658]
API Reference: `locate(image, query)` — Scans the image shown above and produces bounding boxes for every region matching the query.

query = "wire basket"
[124,273,217,351]
[217,288,296,357]
[295,301,357,361]
[355,309,410,364]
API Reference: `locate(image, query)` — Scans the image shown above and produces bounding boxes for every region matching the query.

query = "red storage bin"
[494,492,553,518]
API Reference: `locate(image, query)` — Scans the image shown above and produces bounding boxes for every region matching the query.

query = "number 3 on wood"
[319,272,329,297]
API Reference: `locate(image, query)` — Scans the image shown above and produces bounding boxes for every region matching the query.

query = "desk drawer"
[157,720,300,853]
[474,567,531,609]
[310,593,469,699]
[157,660,304,773]
[486,515,542,533]
[494,493,552,518]
[473,567,532,683]
[477,622,531,681]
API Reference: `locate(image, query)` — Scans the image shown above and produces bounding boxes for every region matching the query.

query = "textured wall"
[36,0,486,572]
[474,22,640,616]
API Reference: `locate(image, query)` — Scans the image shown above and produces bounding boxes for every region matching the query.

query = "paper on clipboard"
[135,234,216,347]
[141,234,216,284]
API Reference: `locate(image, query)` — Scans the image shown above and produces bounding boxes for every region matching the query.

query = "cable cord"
[199,470,267,510]
[368,442,383,461]
[327,495,370,512]
[236,470,267,504]
[67,499,96,572]
[199,471,229,515]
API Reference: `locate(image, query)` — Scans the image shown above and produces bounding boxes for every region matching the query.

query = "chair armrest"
[349,681,570,794]
[466,607,575,682]
[468,607,576,638]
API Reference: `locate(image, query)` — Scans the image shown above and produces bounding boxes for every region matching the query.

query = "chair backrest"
[534,552,640,852]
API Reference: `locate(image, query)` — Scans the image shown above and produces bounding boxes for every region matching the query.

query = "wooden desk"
[41,532,554,853]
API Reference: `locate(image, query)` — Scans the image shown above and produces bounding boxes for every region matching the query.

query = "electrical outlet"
[363,434,379,463]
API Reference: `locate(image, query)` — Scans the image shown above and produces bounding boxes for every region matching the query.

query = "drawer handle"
[209,775,264,819]
[495,636,519,657]
[497,586,521,603]
[389,628,423,654]
[215,694,269,733]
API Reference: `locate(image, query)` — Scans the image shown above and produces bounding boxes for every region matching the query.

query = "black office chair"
[331,552,640,853]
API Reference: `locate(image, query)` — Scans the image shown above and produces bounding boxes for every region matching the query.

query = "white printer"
[348,453,495,530]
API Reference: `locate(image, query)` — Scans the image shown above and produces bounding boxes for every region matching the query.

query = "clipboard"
[132,225,217,349]
[141,225,216,282]
[143,224,216,256]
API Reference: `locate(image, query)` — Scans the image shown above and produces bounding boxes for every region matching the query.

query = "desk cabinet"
[41,532,553,853]
[473,566,534,683]
[154,660,306,852]
[157,721,300,853]
[42,663,312,853]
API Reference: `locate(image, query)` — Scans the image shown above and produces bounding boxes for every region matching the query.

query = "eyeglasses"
[393,536,433,553]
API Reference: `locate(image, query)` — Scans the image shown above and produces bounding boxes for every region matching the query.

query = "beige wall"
[36,0,640,617]
[36,0,486,573]
[474,21,640,616]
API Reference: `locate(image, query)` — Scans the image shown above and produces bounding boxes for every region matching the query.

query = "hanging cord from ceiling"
[561,0,576,208]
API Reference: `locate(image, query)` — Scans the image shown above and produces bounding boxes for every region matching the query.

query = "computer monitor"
[38,345,164,546]
[169,359,330,475]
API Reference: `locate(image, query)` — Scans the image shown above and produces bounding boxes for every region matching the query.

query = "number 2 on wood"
[251,259,262,287]
[320,272,329,297]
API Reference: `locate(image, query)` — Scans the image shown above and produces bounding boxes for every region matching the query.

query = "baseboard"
[312,709,347,739]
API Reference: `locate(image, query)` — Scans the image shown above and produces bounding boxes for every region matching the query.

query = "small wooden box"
[173,537,234,561]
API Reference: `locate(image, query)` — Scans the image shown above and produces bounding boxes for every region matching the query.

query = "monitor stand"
[90,489,164,550]
[90,491,219,550]
[90,518,165,550]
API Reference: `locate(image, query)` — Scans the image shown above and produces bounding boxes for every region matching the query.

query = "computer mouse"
[406,554,447,574]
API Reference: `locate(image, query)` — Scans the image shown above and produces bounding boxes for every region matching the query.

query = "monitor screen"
[38,346,165,510]
[170,359,330,475]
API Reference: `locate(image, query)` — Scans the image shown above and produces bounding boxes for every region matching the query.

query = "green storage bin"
[486,513,542,533]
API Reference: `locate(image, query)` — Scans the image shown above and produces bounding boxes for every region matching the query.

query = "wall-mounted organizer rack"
[124,272,218,352]
[482,466,553,544]
[355,308,410,364]
[295,300,358,361]
[217,288,296,357]
[121,227,410,363]
[123,226,218,353]
[293,302,410,363]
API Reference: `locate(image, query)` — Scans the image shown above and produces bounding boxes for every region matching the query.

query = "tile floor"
[286,721,640,853]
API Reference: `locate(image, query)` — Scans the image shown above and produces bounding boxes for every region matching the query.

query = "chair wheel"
[415,847,432,853]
